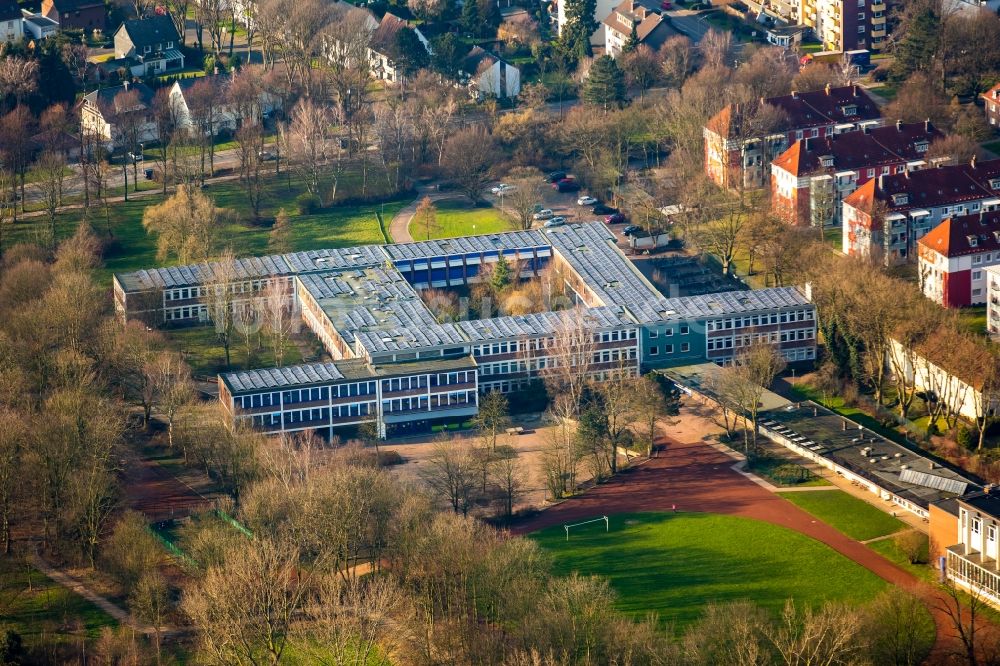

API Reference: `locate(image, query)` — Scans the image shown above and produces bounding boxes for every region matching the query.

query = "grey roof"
[22,12,59,27]
[455,306,633,342]
[223,361,354,394]
[118,15,180,49]
[629,286,812,324]
[545,224,664,308]
[383,229,548,261]
[83,82,156,113]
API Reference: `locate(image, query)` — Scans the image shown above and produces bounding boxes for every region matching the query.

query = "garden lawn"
[866,532,935,583]
[6,168,409,287]
[168,326,304,377]
[409,199,511,240]
[0,557,116,645]
[778,490,906,541]
[530,512,886,628]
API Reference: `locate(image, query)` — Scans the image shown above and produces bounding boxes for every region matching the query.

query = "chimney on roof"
[825,83,831,95]
[792,90,799,99]
[972,154,978,169]
[925,118,931,132]
[878,173,885,190]
[896,119,902,132]
[853,84,859,97]
[122,80,129,91]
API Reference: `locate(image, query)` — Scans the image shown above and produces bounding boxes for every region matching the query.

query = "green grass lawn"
[0,557,116,646]
[168,326,304,377]
[530,512,887,628]
[778,490,907,541]
[7,164,409,287]
[866,532,934,583]
[409,198,511,240]
[958,306,988,335]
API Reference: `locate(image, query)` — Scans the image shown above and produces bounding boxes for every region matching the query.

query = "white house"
[0,1,24,43]
[461,47,521,99]
[80,81,158,149]
[987,265,1000,340]
[557,0,618,47]
[113,15,184,77]
[887,337,999,422]
[21,10,58,40]
[168,73,280,136]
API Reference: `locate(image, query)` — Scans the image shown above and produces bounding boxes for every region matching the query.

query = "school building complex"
[114,223,817,438]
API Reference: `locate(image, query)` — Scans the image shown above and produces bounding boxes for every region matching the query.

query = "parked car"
[545,171,567,183]
[258,150,276,161]
[127,151,144,163]
[491,183,515,195]
[544,217,567,228]
[605,213,627,224]
[592,203,616,215]
[622,225,641,236]
[554,179,581,192]
[533,208,554,220]
[660,0,672,8]
[577,196,598,206]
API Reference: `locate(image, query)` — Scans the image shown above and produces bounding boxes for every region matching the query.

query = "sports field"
[530,512,887,628]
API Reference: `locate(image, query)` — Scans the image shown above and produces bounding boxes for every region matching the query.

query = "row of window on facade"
[163,276,290,302]
[245,389,476,427]
[707,327,815,351]
[706,309,814,332]
[478,348,636,376]
[470,328,636,358]
[649,325,690,339]
[235,372,475,410]
[716,347,814,365]
[948,551,1000,601]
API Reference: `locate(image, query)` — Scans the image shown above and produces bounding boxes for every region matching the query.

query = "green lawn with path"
[0,558,116,646]
[7,165,408,287]
[167,326,305,377]
[409,199,511,240]
[866,532,934,583]
[530,512,887,628]
[778,489,906,541]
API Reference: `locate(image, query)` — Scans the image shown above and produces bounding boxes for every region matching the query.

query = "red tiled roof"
[982,82,1000,103]
[918,211,1000,259]
[706,85,881,140]
[772,121,942,177]
[844,158,1000,214]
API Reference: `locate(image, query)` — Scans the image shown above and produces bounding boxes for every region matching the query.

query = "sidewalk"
[387,185,460,243]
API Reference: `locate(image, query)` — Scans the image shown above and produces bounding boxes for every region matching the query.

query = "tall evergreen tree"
[490,254,512,293]
[431,33,466,78]
[461,0,482,36]
[583,55,625,111]
[390,26,431,78]
[562,0,597,59]
[622,23,640,53]
[892,4,940,79]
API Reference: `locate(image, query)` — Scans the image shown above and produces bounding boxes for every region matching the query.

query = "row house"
[771,120,942,227]
[843,157,1000,265]
[704,84,882,190]
[918,211,1000,308]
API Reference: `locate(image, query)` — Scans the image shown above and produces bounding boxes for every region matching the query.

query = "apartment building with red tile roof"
[918,211,1000,308]
[771,120,942,227]
[842,156,1000,265]
[704,84,882,190]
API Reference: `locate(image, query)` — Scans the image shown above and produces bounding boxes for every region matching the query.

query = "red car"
[605,212,627,224]
[660,0,672,8]
[554,178,581,192]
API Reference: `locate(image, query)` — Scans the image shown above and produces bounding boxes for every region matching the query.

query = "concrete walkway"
[387,186,462,243]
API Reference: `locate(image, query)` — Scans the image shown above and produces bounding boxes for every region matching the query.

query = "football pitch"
[530,512,888,628]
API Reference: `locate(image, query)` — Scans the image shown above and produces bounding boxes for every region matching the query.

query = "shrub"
[895,530,928,565]
[957,425,975,450]
[295,192,322,215]
[871,66,890,83]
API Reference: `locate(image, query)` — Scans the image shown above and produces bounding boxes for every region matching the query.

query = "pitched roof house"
[602,0,679,58]
[771,120,942,226]
[704,84,882,189]
[843,157,1000,264]
[80,81,158,148]
[0,1,23,42]
[461,47,521,99]
[40,0,105,32]
[113,15,184,77]
[982,82,1000,131]
[918,211,1000,307]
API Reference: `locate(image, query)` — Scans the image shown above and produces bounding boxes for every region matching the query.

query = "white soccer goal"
[564,516,609,541]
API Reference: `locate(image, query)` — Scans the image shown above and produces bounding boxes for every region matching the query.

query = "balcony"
[871,1,885,10]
